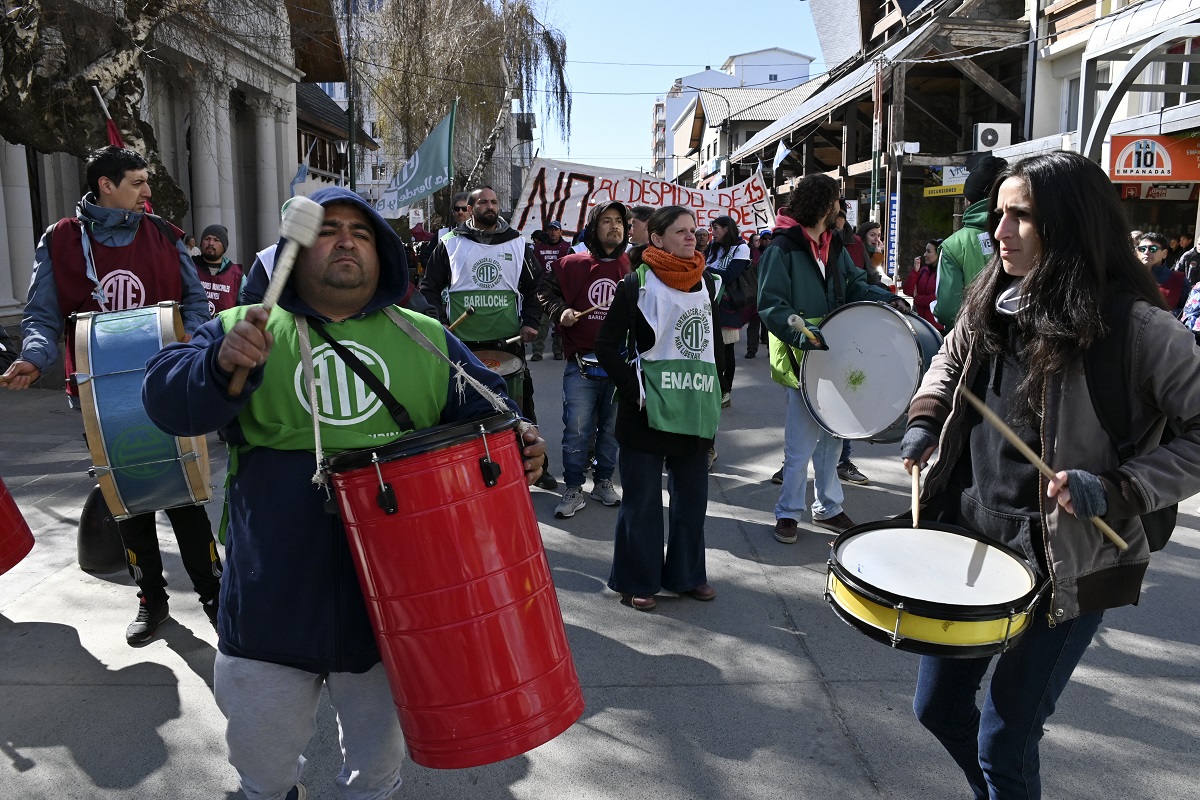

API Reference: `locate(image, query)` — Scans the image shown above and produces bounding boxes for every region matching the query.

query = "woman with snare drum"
[900,151,1200,799]
[594,206,724,611]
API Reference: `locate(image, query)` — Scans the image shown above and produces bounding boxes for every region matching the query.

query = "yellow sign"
[923,185,964,197]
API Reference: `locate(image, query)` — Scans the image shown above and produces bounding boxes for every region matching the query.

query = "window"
[769,73,778,81]
[744,130,759,145]
[372,163,388,182]
[1063,76,1080,132]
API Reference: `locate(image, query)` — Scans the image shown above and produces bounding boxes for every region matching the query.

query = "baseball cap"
[548,220,563,229]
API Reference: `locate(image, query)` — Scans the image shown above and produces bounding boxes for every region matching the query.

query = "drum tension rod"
[371,452,398,515]
[891,603,906,648]
[477,425,502,488]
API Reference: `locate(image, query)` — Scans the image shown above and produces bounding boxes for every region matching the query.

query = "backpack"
[1083,293,1178,551]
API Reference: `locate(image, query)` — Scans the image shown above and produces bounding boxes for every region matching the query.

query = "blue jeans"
[608,446,708,596]
[777,385,843,521]
[561,362,618,488]
[913,606,1103,799]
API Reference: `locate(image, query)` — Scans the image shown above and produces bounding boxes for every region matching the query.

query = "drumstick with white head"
[958,385,1129,551]
[228,196,325,397]
[911,465,921,529]
[447,306,475,333]
[787,314,823,346]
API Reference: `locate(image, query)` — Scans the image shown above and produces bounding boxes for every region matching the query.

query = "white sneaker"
[590,478,621,506]
[554,486,587,518]
[720,392,731,408]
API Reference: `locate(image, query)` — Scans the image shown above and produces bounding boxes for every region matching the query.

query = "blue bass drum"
[73,302,211,519]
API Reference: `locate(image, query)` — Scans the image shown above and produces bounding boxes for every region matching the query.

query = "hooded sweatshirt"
[142,187,517,674]
[537,200,631,361]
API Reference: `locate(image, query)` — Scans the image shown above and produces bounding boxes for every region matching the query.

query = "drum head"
[471,349,522,377]
[801,303,924,439]
[834,524,1035,609]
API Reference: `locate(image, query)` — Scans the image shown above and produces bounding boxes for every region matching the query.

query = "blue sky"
[532,0,825,173]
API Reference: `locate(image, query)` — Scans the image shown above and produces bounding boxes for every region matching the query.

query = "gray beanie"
[200,224,229,252]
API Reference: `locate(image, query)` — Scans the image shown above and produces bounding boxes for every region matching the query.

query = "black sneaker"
[126,592,169,645]
[837,460,869,485]
[771,468,784,485]
[530,353,543,362]
[813,512,856,534]
[535,471,559,490]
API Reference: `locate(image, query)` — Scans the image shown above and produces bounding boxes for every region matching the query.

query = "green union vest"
[218,305,451,454]
[634,265,721,439]
[444,233,525,342]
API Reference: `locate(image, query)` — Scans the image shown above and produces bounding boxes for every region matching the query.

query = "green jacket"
[757,226,896,388]
[934,198,994,328]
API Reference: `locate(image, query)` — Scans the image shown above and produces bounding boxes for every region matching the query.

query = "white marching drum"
[800,302,942,443]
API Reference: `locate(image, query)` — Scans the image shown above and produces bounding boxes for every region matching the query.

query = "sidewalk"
[1,353,1198,799]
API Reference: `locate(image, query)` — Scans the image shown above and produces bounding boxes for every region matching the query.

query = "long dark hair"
[707,215,741,261]
[629,205,695,266]
[958,150,1166,422]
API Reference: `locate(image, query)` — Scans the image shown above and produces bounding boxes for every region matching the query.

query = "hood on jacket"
[277,187,409,317]
[582,200,629,260]
[76,192,148,247]
[454,214,523,246]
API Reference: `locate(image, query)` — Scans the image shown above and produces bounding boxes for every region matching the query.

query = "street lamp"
[335,139,349,187]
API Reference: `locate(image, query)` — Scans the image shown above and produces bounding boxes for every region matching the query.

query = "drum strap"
[305,316,416,432]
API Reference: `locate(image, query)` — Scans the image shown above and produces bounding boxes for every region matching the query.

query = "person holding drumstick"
[1,145,219,645]
[142,187,547,800]
[758,174,906,543]
[538,200,631,519]
[594,205,723,611]
[900,150,1200,800]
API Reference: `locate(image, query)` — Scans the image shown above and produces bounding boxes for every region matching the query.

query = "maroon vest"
[554,251,630,360]
[50,216,184,392]
[194,259,244,315]
[532,240,571,273]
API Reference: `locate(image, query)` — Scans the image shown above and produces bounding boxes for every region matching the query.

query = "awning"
[731,20,936,164]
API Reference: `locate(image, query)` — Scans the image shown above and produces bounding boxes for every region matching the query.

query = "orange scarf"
[641,246,707,292]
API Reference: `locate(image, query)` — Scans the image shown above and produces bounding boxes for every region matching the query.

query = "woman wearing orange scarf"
[594,206,724,611]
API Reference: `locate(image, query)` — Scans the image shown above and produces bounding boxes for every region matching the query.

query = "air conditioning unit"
[973,123,1012,151]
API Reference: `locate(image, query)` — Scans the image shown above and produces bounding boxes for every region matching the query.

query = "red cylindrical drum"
[0,475,34,576]
[327,412,584,769]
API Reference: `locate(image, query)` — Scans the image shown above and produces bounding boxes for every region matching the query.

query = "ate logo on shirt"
[99,270,146,310]
[472,258,503,289]
[292,342,390,425]
[674,308,711,359]
[587,279,618,313]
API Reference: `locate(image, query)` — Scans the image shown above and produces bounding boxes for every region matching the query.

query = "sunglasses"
[453,206,468,212]
[1136,245,1161,253]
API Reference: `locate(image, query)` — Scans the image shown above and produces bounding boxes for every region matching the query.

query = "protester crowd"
[3,145,1200,800]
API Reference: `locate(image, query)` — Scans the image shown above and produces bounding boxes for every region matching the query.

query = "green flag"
[376,101,456,219]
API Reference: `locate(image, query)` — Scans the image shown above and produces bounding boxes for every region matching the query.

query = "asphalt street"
[0,349,1197,799]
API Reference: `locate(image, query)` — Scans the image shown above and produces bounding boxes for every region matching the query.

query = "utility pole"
[869,59,883,222]
[346,0,356,192]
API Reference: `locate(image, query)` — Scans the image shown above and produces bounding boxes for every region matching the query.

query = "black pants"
[118,503,221,605]
[719,342,736,394]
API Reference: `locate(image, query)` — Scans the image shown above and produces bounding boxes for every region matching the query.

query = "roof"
[698,88,787,126]
[295,83,379,150]
[284,0,346,82]
[1084,0,1198,58]
[731,20,936,163]
[720,48,817,68]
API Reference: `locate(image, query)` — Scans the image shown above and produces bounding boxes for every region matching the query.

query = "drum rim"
[325,411,520,472]
[799,301,937,441]
[469,349,523,377]
[827,518,1042,621]
[825,593,1033,659]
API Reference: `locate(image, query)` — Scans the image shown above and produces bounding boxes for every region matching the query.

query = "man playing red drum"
[1,145,219,646]
[142,187,546,800]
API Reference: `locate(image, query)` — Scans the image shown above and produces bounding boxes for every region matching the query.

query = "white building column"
[0,140,35,313]
[251,95,281,250]
[276,93,296,202]
[214,73,238,260]
[190,77,223,240]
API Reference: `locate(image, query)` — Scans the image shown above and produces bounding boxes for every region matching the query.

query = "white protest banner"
[512,158,775,240]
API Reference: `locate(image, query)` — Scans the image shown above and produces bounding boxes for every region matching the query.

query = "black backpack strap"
[306,316,415,431]
[1084,293,1138,462]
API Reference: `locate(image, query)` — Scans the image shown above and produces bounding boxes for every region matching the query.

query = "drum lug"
[891,602,905,648]
[88,466,109,478]
[72,372,91,387]
[371,453,398,515]
[477,425,502,487]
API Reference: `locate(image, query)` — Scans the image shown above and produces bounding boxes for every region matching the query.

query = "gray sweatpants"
[214,652,405,800]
